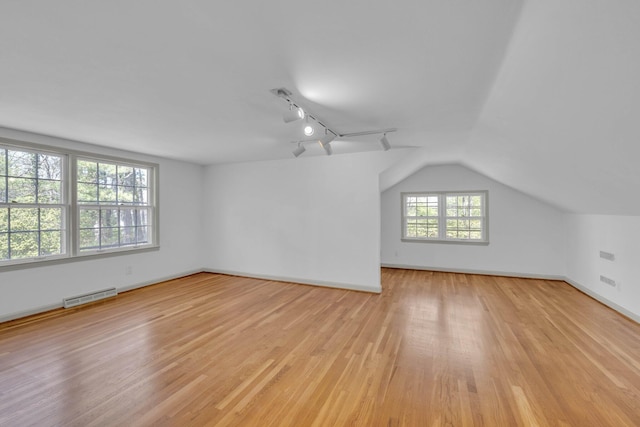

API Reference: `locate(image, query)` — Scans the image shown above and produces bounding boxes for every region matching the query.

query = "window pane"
[135,168,148,187]
[135,187,149,205]
[101,227,119,248]
[0,208,7,231]
[77,160,98,183]
[10,231,39,258]
[120,209,136,227]
[38,154,62,180]
[41,208,63,231]
[40,230,62,256]
[80,229,99,251]
[8,177,36,203]
[136,226,150,244]
[80,209,100,229]
[117,166,134,186]
[10,208,39,231]
[98,163,116,186]
[470,231,483,240]
[0,148,5,175]
[78,183,98,203]
[38,179,62,204]
[0,232,7,260]
[0,178,5,203]
[98,184,117,204]
[136,208,149,226]
[101,209,119,228]
[120,227,137,245]
[8,150,36,177]
[118,186,134,204]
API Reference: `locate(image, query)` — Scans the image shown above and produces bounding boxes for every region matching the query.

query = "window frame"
[401,190,489,245]
[0,137,159,271]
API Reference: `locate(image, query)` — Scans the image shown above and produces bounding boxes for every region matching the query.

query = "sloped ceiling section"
[465,0,640,214]
[0,0,521,164]
[2,1,637,215]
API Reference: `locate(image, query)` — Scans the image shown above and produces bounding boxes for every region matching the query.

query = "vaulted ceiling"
[1,1,639,214]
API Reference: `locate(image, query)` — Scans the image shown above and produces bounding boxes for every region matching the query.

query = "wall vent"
[63,288,118,308]
[599,251,615,261]
[599,275,616,287]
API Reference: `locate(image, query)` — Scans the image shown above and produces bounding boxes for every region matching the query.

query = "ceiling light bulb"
[304,125,314,136]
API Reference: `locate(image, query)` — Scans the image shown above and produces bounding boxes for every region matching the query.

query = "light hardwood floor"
[1,269,639,426]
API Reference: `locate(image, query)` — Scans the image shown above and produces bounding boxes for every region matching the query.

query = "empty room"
[1,1,640,426]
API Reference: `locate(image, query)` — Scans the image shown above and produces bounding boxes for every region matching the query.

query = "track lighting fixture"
[271,87,397,158]
[303,125,314,136]
[283,104,304,123]
[318,132,335,156]
[380,134,391,151]
[292,143,306,158]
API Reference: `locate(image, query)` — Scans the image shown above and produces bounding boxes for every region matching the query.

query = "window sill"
[401,238,489,246]
[0,245,160,272]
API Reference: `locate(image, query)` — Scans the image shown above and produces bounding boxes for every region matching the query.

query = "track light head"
[319,132,336,147]
[303,125,315,136]
[380,134,391,151]
[318,131,335,156]
[292,143,306,158]
[283,105,304,123]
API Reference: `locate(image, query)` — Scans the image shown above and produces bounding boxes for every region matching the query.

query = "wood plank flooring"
[1,269,640,426]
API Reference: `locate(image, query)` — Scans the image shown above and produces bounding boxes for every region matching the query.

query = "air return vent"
[599,275,616,287]
[599,251,615,261]
[63,288,117,308]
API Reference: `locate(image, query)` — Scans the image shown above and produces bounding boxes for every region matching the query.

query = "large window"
[0,147,66,261]
[402,191,488,243]
[76,159,152,252]
[0,139,158,268]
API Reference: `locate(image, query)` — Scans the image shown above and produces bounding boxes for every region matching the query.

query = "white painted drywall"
[564,214,640,320]
[381,164,565,278]
[202,150,410,292]
[0,127,205,321]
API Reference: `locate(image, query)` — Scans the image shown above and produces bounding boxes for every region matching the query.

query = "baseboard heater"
[63,287,118,308]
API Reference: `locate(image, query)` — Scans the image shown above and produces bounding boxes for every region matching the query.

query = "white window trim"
[401,190,489,245]
[0,137,160,271]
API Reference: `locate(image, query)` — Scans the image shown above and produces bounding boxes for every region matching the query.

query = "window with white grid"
[76,158,154,253]
[1,138,158,269]
[402,191,488,243]
[0,146,67,262]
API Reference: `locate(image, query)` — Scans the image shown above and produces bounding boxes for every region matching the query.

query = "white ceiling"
[1,1,639,214]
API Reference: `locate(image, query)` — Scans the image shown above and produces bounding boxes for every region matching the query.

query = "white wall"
[0,127,205,321]
[381,164,565,278]
[202,150,409,292]
[565,214,640,322]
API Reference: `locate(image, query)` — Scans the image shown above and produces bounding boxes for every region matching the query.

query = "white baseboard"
[117,268,205,293]
[381,263,639,324]
[203,268,382,294]
[4,267,637,326]
[381,263,565,281]
[0,302,63,324]
[564,278,640,324]
[0,268,206,324]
